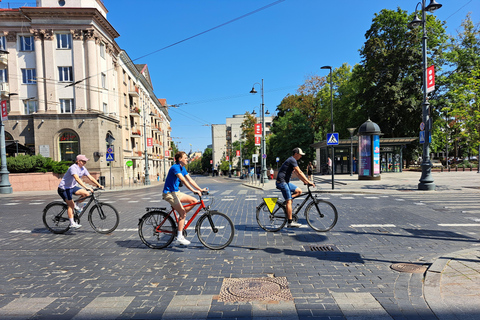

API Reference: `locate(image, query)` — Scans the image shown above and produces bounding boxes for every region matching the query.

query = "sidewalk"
[241,170,480,319]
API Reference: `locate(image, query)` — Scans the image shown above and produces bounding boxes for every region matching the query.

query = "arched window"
[58,130,79,162]
[5,132,13,141]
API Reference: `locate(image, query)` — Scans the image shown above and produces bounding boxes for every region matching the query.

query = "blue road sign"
[327,133,339,145]
[106,153,114,161]
[244,159,250,166]
[420,131,425,144]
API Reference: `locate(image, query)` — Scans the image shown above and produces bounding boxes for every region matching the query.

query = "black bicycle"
[256,185,338,232]
[42,188,119,234]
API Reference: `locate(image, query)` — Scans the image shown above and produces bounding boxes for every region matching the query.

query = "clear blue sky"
[106,0,479,153]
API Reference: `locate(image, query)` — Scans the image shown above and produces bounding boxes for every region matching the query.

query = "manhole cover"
[390,263,427,274]
[218,277,293,302]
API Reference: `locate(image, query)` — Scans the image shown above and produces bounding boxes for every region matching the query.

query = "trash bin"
[99,176,106,187]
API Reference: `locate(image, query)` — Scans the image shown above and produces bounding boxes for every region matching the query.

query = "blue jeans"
[276,182,298,201]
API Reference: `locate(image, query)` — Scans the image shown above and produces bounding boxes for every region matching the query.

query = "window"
[60,99,75,113]
[23,100,37,114]
[58,130,79,162]
[21,69,36,84]
[100,42,105,58]
[58,66,73,82]
[56,33,71,49]
[0,36,5,51]
[103,103,107,113]
[19,36,34,51]
[0,69,7,82]
[101,73,106,89]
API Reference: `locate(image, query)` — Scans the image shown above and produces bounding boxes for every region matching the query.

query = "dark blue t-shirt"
[163,163,188,193]
[276,156,298,183]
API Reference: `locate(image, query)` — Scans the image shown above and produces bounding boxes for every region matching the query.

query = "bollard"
[112,177,115,189]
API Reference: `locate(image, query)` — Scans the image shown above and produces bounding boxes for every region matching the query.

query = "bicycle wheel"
[138,211,176,249]
[256,202,287,232]
[305,199,338,232]
[42,202,70,234]
[196,211,234,250]
[88,203,120,234]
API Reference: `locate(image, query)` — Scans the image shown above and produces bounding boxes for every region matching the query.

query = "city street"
[0,175,479,319]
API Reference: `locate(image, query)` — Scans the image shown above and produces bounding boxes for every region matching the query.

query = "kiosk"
[358,119,382,180]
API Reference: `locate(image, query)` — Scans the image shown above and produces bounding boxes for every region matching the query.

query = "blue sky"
[106,0,479,153]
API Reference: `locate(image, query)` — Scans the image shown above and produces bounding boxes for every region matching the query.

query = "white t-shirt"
[58,164,89,189]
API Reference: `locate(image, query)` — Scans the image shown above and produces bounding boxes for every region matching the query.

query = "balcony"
[131,128,141,136]
[128,85,139,97]
[0,51,7,69]
[0,82,9,98]
[129,106,140,117]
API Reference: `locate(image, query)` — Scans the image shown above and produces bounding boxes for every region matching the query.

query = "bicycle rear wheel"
[196,211,234,250]
[138,211,176,249]
[42,202,70,234]
[256,202,287,232]
[88,203,120,234]
[305,199,338,232]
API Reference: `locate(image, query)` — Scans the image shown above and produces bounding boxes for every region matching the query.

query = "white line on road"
[438,223,480,227]
[350,224,396,228]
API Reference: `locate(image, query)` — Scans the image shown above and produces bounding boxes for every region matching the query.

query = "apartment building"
[0,0,172,186]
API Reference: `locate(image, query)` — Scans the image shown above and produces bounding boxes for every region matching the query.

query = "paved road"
[0,174,479,319]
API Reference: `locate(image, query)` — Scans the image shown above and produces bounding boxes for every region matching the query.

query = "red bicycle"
[138,191,234,250]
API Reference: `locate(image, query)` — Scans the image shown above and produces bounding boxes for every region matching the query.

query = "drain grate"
[304,244,339,252]
[390,263,428,274]
[218,277,293,302]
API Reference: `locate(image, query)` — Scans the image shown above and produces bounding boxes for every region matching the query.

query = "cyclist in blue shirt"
[163,151,208,245]
[276,147,315,228]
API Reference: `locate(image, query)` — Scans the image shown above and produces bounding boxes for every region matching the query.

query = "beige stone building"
[0,0,172,187]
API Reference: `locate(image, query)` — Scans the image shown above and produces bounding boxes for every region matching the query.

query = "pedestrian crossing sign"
[106,153,114,161]
[263,197,278,213]
[327,133,339,145]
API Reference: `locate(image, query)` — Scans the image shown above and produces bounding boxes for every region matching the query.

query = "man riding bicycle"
[163,151,208,246]
[276,147,315,228]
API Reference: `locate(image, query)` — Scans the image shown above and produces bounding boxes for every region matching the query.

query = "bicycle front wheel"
[42,202,70,234]
[256,202,287,232]
[138,211,176,249]
[88,203,120,234]
[196,211,234,250]
[305,199,338,232]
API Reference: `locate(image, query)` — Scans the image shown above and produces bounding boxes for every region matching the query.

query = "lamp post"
[348,127,356,176]
[250,79,268,183]
[408,0,442,190]
[0,50,13,194]
[321,66,334,190]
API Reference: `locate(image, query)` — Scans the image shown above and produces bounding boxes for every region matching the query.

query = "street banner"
[236,150,240,157]
[254,123,262,135]
[165,150,170,157]
[1,100,7,121]
[226,155,229,161]
[147,138,153,148]
[255,136,261,146]
[427,65,435,93]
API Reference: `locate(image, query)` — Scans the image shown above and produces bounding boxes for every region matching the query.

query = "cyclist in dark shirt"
[276,147,315,227]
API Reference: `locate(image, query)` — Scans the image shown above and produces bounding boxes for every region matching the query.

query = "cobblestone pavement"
[0,170,478,319]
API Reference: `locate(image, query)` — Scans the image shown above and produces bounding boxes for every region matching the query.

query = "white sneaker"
[74,205,81,212]
[174,237,191,246]
[287,221,302,228]
[70,222,82,229]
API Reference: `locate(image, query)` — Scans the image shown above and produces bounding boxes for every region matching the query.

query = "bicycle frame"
[154,197,208,233]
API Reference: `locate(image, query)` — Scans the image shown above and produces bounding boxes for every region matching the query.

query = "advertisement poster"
[373,135,380,175]
[359,135,371,176]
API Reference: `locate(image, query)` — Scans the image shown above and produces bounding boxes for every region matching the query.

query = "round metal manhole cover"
[218,277,293,302]
[390,263,428,273]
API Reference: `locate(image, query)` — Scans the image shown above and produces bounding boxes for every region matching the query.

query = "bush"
[3,154,72,174]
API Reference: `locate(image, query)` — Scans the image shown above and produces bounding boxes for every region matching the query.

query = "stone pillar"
[85,29,98,111]
[32,29,45,113]
[72,29,87,112]
[5,32,20,114]
[41,29,57,113]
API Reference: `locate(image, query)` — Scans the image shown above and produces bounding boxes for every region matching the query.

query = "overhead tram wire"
[65,0,286,89]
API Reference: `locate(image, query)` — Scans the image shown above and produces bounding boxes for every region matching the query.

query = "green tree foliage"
[200,148,212,172]
[187,158,202,174]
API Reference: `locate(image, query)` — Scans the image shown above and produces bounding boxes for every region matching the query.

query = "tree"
[201,148,212,173]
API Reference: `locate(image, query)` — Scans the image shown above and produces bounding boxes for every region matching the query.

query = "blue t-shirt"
[163,163,188,193]
[276,156,298,183]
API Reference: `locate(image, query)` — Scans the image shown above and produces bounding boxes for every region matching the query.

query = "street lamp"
[250,79,268,183]
[142,94,151,186]
[348,127,356,176]
[0,50,13,194]
[408,0,442,190]
[321,66,335,190]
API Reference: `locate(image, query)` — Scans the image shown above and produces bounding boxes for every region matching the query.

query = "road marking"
[4,203,20,205]
[115,228,138,231]
[128,200,139,203]
[364,196,380,199]
[414,203,426,205]
[341,197,355,199]
[221,190,233,195]
[72,296,135,320]
[10,230,33,233]
[332,292,393,319]
[245,198,257,201]
[350,224,396,228]
[0,298,56,318]
[395,199,405,201]
[438,223,480,227]
[221,199,234,201]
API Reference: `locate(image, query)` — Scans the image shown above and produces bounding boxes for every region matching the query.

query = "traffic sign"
[107,147,113,153]
[244,159,250,166]
[327,133,339,145]
[420,122,425,131]
[262,154,267,159]
[276,157,279,162]
[106,153,114,161]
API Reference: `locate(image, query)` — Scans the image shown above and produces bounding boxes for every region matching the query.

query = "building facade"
[0,0,172,186]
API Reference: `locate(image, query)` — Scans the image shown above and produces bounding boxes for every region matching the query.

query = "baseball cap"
[76,154,89,162]
[293,147,305,155]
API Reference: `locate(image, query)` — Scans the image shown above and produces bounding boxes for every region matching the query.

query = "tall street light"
[0,50,12,194]
[250,79,268,183]
[142,93,151,186]
[321,66,334,190]
[348,127,356,176]
[408,0,442,190]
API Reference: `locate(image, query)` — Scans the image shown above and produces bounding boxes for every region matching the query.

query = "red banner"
[426,65,435,93]
[165,150,170,157]
[236,150,240,157]
[254,123,262,135]
[255,136,261,146]
[1,100,7,121]
[226,155,229,161]
[147,138,153,148]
